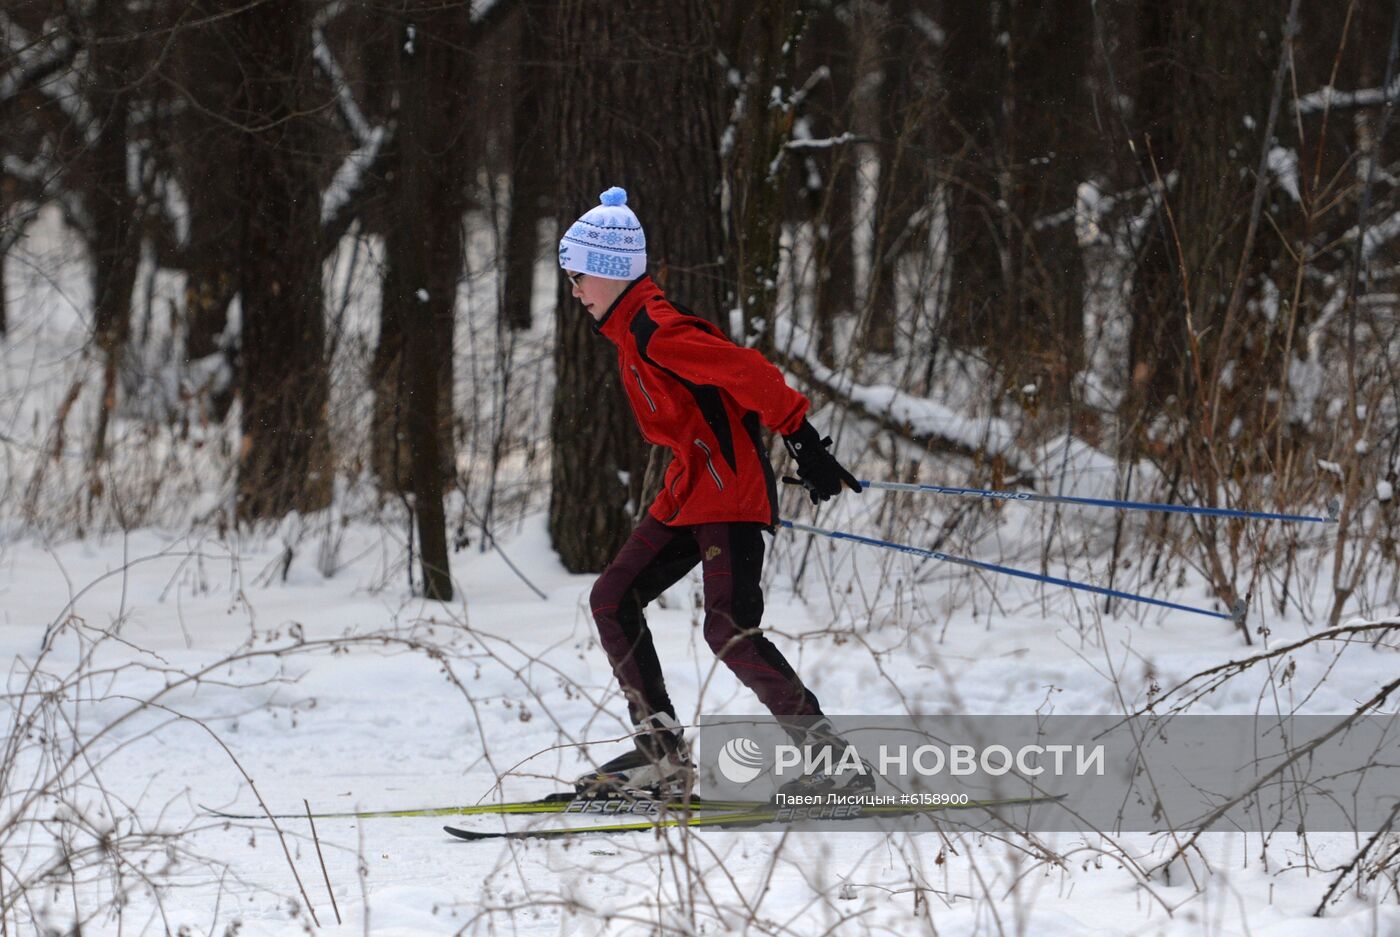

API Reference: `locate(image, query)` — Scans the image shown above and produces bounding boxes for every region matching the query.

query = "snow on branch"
[1286,276,1345,425]
[785,64,828,114]
[0,26,75,106]
[321,124,386,226]
[0,203,38,255]
[312,24,376,147]
[1267,146,1300,202]
[315,0,504,234]
[784,131,861,151]
[770,316,1034,478]
[1362,209,1400,260]
[3,145,90,236]
[1033,172,1177,235]
[883,202,935,261]
[908,10,945,46]
[312,0,347,30]
[0,13,90,140]
[1296,77,1400,115]
[310,6,389,227]
[3,149,53,186]
[470,0,508,25]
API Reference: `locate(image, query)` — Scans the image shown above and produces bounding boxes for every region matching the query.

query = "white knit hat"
[558,186,647,281]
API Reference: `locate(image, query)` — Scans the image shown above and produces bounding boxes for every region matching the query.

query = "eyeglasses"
[566,271,585,287]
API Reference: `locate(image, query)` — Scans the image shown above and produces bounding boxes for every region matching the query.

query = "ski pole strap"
[859,480,1339,525]
[780,520,1246,624]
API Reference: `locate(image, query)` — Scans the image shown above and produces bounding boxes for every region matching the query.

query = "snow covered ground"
[3,514,1397,936]
[2,209,1397,935]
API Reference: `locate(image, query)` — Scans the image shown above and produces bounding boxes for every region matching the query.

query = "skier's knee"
[702,614,738,656]
[590,574,623,621]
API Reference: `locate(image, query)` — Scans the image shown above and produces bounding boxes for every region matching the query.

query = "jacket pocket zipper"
[694,439,724,491]
[662,469,684,522]
[630,365,657,413]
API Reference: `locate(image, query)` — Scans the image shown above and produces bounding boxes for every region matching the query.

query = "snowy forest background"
[1,0,1398,934]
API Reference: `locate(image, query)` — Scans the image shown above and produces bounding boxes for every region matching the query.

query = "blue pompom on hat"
[558,186,647,281]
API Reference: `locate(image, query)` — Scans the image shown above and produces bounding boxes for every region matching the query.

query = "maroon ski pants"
[589,515,823,732]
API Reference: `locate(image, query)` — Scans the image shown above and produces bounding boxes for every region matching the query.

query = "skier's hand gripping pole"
[781,420,862,505]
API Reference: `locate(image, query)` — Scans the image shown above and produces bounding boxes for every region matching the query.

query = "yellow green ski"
[201,792,762,822]
[444,794,1065,841]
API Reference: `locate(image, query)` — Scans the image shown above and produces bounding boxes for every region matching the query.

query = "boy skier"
[559,187,871,798]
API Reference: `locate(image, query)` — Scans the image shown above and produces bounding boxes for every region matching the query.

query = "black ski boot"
[776,718,877,798]
[576,713,693,799]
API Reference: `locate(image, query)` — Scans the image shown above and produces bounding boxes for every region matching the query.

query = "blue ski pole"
[780,519,1246,624]
[859,480,1339,525]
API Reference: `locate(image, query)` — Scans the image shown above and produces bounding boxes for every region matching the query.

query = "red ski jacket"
[593,276,809,528]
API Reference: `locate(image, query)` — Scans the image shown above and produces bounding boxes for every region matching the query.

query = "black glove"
[781,420,862,504]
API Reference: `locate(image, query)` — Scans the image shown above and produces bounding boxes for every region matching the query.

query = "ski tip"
[444,825,494,841]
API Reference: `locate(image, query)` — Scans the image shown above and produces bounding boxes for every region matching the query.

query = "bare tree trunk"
[371,248,410,489]
[550,0,726,573]
[939,1,1006,353]
[85,4,141,467]
[935,0,1089,403]
[1005,0,1091,409]
[1123,0,1182,421]
[801,0,856,364]
[180,179,240,371]
[865,0,931,355]
[722,0,810,353]
[381,5,474,601]
[162,2,246,424]
[367,7,412,488]
[371,15,463,499]
[501,0,554,333]
[229,0,332,522]
[1127,0,1279,423]
[173,9,241,370]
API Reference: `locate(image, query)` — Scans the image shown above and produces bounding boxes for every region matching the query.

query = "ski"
[444,794,1065,842]
[200,792,762,822]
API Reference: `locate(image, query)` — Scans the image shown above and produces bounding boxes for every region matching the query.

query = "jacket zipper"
[662,468,684,522]
[630,365,657,413]
[694,438,724,491]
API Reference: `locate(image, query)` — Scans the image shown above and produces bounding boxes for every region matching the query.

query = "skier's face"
[568,270,626,321]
